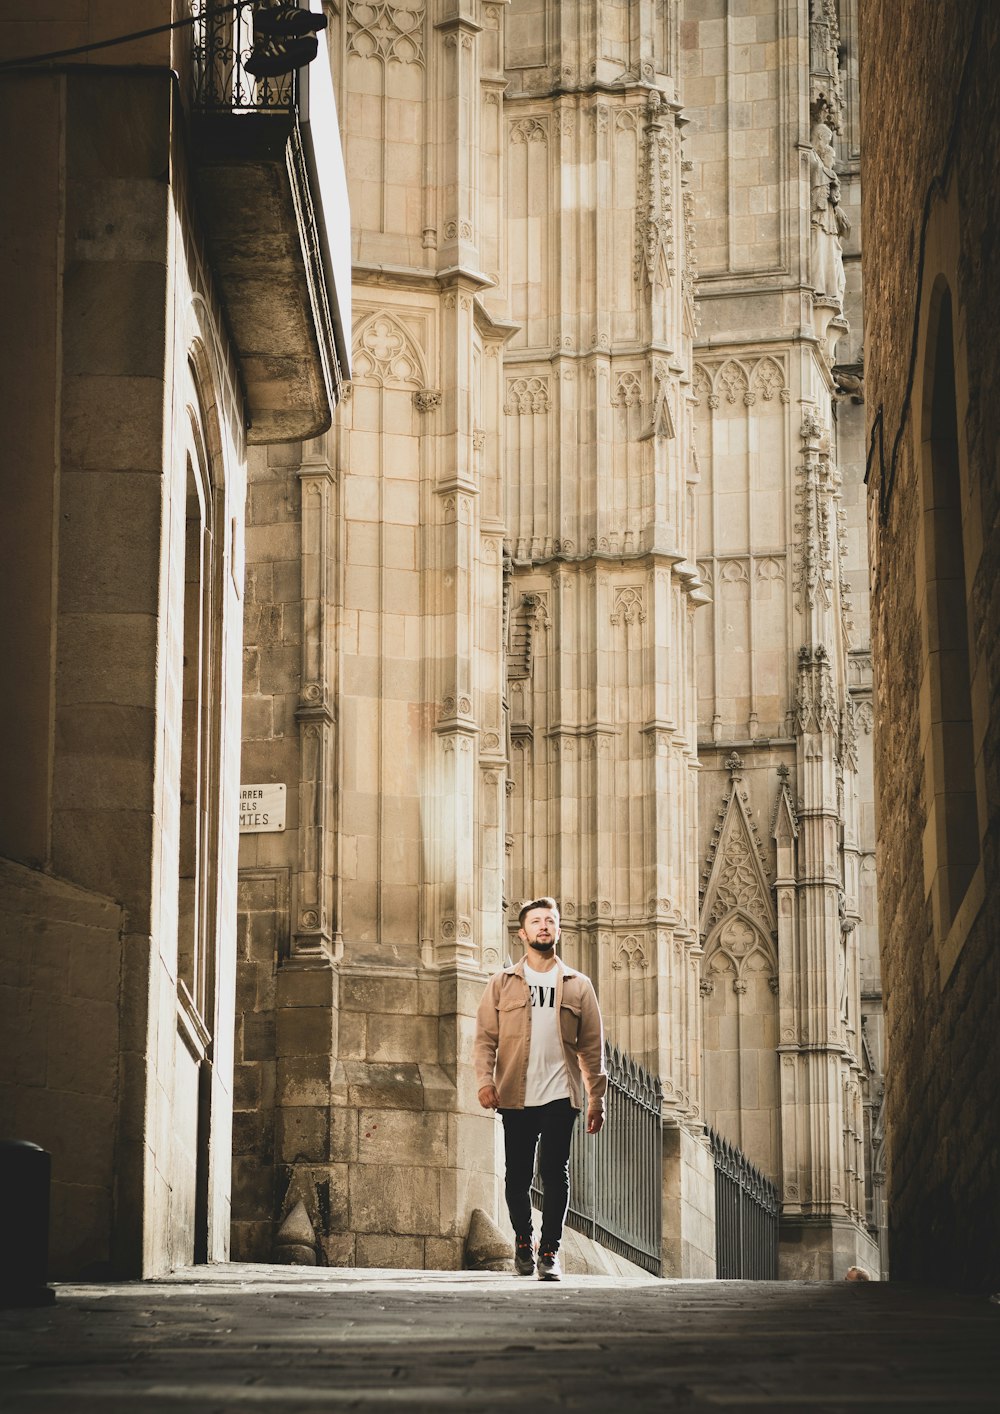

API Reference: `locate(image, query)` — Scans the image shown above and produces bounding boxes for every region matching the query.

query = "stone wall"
[0,861,123,1279]
[0,63,246,1277]
[860,0,1000,1291]
[236,406,500,1264]
[232,0,895,1279]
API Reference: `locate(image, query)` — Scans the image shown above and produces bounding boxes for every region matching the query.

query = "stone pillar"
[246,0,509,1266]
[294,442,338,960]
[503,2,710,1274]
[681,0,883,1278]
[662,1125,716,1279]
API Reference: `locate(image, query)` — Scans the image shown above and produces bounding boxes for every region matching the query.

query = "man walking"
[474,897,607,1281]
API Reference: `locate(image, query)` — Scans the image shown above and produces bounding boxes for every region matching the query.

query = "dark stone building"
[860,0,1000,1291]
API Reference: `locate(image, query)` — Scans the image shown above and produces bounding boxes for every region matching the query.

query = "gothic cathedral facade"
[235,0,883,1279]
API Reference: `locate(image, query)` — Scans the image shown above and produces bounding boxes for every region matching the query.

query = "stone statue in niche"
[808,121,850,309]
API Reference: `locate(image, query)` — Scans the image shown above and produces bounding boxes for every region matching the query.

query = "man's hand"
[478,1084,500,1110]
[587,1107,604,1134]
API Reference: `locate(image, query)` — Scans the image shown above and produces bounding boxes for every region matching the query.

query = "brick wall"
[861,0,1000,1291]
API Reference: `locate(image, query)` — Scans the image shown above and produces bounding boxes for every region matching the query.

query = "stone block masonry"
[861,0,1000,1291]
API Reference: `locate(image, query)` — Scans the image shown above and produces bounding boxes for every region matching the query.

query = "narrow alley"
[2,1265,998,1413]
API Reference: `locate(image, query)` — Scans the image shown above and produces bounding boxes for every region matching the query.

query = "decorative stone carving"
[693,355,789,409]
[717,359,750,405]
[507,593,549,681]
[809,0,844,132]
[755,556,785,582]
[795,427,836,611]
[555,109,575,138]
[509,117,547,145]
[808,119,850,309]
[611,586,645,626]
[691,364,712,408]
[413,389,441,412]
[770,766,800,851]
[707,837,769,927]
[840,694,859,772]
[651,359,676,438]
[353,312,424,387]
[635,89,674,288]
[832,362,864,402]
[346,1,425,66]
[612,371,643,408]
[752,356,788,403]
[612,934,649,971]
[681,157,698,308]
[700,767,777,936]
[704,915,777,994]
[438,693,472,721]
[795,644,839,734]
[504,376,550,414]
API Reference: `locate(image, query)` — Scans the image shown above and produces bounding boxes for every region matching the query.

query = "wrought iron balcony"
[188,2,350,444]
[192,1,296,115]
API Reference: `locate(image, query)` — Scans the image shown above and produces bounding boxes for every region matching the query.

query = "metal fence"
[531,1043,663,1275]
[709,1126,779,1279]
[192,1,297,113]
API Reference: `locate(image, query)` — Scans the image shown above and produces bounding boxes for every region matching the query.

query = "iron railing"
[532,1043,663,1275]
[192,1,297,113]
[709,1126,779,1279]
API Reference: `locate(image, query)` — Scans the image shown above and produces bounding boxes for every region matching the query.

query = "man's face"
[520,907,560,952]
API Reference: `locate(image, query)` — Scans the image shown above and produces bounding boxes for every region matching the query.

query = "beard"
[531,939,556,952]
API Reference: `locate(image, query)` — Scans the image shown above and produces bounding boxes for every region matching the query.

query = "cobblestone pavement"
[1,1264,999,1413]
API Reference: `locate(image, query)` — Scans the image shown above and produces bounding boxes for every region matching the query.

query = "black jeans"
[500,1098,578,1253]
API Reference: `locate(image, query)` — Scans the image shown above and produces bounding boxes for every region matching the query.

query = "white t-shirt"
[523,963,571,1106]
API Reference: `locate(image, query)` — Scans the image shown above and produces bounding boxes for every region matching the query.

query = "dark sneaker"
[514,1238,535,1276]
[536,1248,562,1281]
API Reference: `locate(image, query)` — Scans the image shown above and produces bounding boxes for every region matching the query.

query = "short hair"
[518,896,559,928]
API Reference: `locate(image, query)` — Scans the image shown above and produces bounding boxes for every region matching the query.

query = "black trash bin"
[0,1140,56,1306]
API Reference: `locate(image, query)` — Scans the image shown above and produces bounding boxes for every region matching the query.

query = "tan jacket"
[473,957,608,1113]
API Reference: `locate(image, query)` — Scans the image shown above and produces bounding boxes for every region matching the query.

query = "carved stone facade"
[685,0,882,1277]
[502,10,713,1278]
[235,0,882,1278]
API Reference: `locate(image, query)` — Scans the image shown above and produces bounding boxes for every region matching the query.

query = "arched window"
[919,284,980,937]
[702,913,779,1181]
